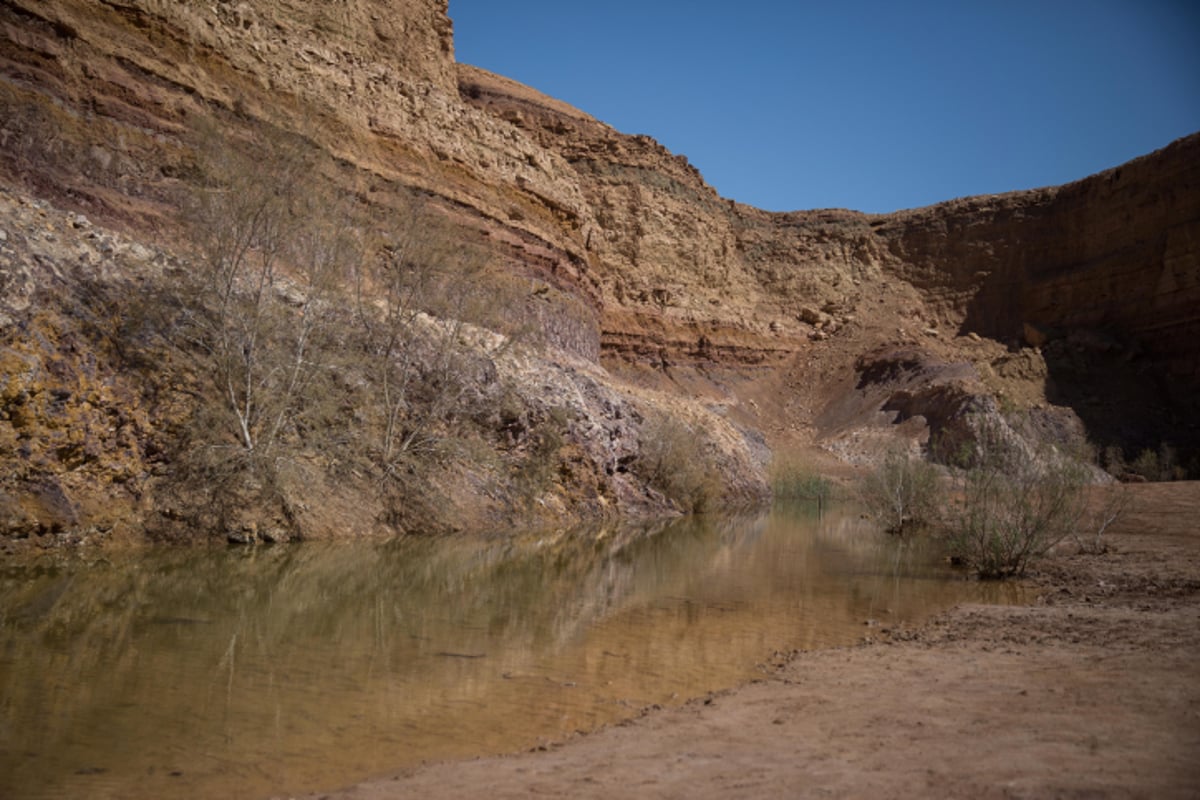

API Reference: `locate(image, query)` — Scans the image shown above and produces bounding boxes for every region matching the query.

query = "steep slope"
[459,61,1200,459]
[0,0,601,344]
[1,0,1197,546]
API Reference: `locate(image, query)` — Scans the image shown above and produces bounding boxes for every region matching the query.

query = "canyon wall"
[1,0,1198,544]
[6,0,1194,382]
[876,137,1200,395]
[0,0,601,348]
[455,64,1200,419]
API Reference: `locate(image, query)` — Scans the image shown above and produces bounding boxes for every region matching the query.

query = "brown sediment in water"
[0,505,1004,800]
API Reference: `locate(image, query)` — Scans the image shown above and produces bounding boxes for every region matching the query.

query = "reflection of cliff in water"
[0,504,1005,800]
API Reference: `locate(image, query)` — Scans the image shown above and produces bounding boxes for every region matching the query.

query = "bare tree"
[352,198,513,475]
[859,448,941,535]
[175,120,359,467]
[159,121,534,534]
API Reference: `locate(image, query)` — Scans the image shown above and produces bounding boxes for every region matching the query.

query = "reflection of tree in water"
[1,516,689,670]
[0,505,994,800]
[0,515,752,793]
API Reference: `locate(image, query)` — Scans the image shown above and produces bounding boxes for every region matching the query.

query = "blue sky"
[449,1,1200,213]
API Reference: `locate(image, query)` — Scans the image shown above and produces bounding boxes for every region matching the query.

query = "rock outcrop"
[1,0,1197,545]
[0,185,770,547]
[875,137,1200,409]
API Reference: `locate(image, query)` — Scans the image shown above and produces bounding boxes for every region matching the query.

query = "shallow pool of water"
[0,503,1014,798]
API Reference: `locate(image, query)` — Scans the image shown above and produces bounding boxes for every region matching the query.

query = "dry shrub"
[1129,443,1186,482]
[942,417,1090,579]
[513,407,570,505]
[635,413,719,513]
[861,413,1127,578]
[858,448,940,535]
[155,119,527,534]
[173,118,360,462]
[1073,484,1132,554]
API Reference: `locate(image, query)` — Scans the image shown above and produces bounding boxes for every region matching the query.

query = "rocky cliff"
[456,60,1199,464]
[1,0,1197,546]
[879,135,1199,379]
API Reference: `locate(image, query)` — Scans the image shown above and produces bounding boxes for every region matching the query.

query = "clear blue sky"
[449,1,1200,213]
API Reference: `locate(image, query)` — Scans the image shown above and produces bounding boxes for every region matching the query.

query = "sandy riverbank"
[294,482,1200,799]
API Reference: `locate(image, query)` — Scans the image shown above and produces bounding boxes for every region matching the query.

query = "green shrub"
[1101,444,1127,479]
[514,407,569,503]
[770,464,834,503]
[769,452,835,503]
[774,473,834,503]
[1129,443,1184,482]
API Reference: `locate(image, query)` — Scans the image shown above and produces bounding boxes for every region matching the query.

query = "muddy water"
[0,504,1015,799]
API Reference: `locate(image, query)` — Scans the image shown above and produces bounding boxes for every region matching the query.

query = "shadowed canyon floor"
[298,482,1200,800]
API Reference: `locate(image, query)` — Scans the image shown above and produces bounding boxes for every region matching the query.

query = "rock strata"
[1,0,1197,543]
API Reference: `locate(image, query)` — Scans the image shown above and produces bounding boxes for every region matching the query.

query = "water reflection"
[0,504,1013,799]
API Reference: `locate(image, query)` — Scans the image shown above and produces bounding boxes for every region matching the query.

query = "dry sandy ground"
[298,483,1200,799]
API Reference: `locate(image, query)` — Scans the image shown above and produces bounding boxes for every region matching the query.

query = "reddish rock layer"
[1,0,1197,493]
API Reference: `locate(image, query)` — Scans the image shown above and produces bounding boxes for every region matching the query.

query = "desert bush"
[1101,442,1189,482]
[1128,443,1184,482]
[131,121,369,534]
[769,454,834,503]
[635,413,718,513]
[1101,444,1127,479]
[153,120,526,532]
[858,448,941,535]
[1072,484,1131,554]
[513,407,570,504]
[773,471,834,503]
[349,196,523,477]
[943,418,1090,578]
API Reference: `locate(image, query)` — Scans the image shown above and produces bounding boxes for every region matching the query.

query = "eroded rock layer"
[1,0,1197,544]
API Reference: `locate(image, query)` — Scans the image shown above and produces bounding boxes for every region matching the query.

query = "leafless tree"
[175,120,359,466]
[352,197,515,476]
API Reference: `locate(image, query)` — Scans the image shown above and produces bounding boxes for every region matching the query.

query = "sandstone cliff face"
[875,137,1200,390]
[868,137,1200,455]
[0,0,596,306]
[1,0,1197,545]
[10,0,1191,383]
[459,60,1200,432]
[458,65,892,372]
